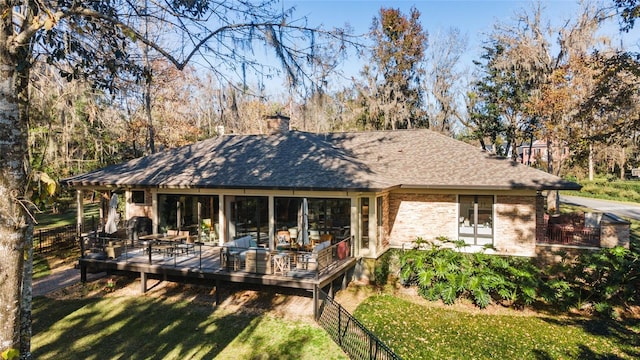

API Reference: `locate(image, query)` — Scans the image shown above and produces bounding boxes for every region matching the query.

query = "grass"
[34,202,100,230]
[353,294,640,360]
[563,178,640,203]
[32,294,347,360]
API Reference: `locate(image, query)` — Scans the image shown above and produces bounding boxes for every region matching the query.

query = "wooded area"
[2,0,640,358]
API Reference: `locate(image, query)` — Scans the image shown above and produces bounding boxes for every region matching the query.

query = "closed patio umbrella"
[105,193,119,234]
[301,198,309,246]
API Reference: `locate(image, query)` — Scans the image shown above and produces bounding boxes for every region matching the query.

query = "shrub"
[398,237,639,316]
[399,238,541,309]
[373,250,392,286]
[545,246,640,315]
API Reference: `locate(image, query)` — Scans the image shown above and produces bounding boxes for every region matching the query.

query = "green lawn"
[34,202,100,230]
[32,295,347,360]
[353,294,640,360]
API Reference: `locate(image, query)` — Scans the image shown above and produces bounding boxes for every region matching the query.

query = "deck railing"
[81,233,353,279]
[541,223,600,247]
[316,289,401,360]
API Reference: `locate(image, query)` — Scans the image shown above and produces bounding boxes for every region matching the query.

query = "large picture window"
[231,196,268,246]
[158,194,219,236]
[458,195,494,246]
[274,197,350,246]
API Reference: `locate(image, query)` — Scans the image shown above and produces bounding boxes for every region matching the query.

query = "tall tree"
[0,1,349,355]
[356,7,428,130]
[425,27,467,135]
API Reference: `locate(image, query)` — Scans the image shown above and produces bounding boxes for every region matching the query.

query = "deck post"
[313,284,318,320]
[80,262,87,283]
[141,272,147,293]
[341,272,347,290]
[215,279,220,305]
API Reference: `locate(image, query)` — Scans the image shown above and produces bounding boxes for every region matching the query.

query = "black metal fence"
[34,225,78,253]
[317,289,401,360]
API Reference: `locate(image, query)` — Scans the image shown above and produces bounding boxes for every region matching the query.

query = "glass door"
[458,195,494,246]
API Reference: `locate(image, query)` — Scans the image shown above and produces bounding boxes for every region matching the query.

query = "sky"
[272,0,640,90]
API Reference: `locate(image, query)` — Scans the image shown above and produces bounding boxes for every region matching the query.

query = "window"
[274,197,351,244]
[232,196,268,246]
[131,190,146,204]
[458,195,494,246]
[157,194,219,235]
[360,198,369,249]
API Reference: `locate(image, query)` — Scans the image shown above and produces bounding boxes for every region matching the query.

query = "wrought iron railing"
[316,289,401,360]
[541,223,600,247]
[34,225,78,253]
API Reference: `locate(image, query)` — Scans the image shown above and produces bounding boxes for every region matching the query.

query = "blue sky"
[274,0,640,89]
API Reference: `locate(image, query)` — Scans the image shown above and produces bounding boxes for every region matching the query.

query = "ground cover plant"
[398,234,640,317]
[32,285,347,360]
[353,294,640,360]
[398,239,540,309]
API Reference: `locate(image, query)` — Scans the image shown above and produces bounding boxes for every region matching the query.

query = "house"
[518,140,570,166]
[63,126,582,283]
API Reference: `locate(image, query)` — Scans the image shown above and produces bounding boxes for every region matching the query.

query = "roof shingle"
[62,129,581,191]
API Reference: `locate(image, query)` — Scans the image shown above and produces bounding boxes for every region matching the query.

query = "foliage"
[354,294,640,360]
[373,250,392,286]
[354,7,428,130]
[0,349,18,360]
[565,179,640,202]
[399,238,540,308]
[399,235,639,316]
[615,0,640,32]
[543,246,640,316]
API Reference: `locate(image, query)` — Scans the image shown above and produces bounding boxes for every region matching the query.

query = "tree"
[356,7,428,130]
[614,0,640,31]
[0,1,349,355]
[425,27,467,135]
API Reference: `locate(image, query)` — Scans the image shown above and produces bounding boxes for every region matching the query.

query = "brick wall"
[386,192,538,257]
[126,189,152,219]
[388,193,457,246]
[494,195,536,256]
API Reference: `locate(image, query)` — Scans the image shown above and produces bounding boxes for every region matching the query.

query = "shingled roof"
[62,129,581,191]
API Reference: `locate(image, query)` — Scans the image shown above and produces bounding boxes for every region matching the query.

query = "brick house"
[63,129,580,270]
[518,140,570,166]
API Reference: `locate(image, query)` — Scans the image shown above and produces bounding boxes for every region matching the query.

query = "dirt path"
[33,265,106,297]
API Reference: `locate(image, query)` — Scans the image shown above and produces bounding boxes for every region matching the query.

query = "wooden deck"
[79,243,357,297]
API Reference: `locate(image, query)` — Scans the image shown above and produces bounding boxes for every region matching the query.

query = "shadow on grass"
[539,315,640,359]
[32,280,328,360]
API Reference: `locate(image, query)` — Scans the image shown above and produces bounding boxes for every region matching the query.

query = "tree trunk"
[588,142,594,181]
[16,39,33,359]
[0,27,29,353]
[19,223,33,360]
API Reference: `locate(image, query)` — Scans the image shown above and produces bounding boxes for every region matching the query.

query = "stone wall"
[600,213,631,249]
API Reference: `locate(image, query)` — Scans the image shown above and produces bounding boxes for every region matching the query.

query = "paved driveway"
[560,195,640,221]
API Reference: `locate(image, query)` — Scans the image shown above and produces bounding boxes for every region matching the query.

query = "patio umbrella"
[105,193,119,234]
[300,198,309,246]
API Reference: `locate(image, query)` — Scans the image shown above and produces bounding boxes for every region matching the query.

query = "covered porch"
[79,232,357,300]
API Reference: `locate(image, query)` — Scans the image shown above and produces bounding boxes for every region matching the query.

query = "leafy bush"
[373,250,392,286]
[399,238,540,308]
[399,237,639,316]
[544,246,640,316]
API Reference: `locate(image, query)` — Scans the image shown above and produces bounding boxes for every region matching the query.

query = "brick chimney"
[264,114,290,135]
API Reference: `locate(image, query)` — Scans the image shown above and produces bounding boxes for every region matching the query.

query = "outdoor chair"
[176,230,194,255]
[275,230,291,250]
